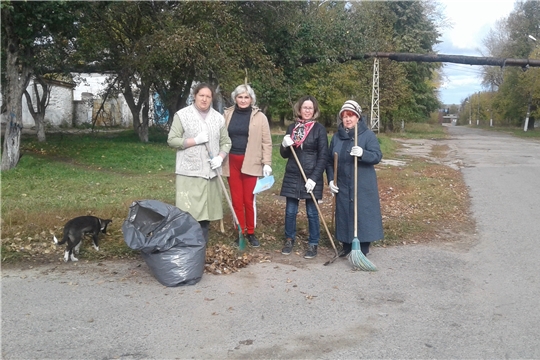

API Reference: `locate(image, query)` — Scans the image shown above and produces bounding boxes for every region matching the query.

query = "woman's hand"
[282,135,294,148]
[194,131,209,145]
[263,165,273,177]
[305,179,316,193]
[209,155,223,169]
[329,180,339,194]
[350,146,363,157]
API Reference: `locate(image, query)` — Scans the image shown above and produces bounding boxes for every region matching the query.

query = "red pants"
[227,154,258,235]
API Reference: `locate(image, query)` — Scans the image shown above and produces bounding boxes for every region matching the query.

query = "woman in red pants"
[222,84,273,247]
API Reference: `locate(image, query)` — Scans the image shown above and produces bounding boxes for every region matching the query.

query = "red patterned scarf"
[292,119,315,147]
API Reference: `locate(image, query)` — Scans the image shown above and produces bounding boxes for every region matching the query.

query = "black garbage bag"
[122,200,205,287]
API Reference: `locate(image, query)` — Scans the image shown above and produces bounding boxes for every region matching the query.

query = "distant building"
[1,73,151,129]
[443,114,458,125]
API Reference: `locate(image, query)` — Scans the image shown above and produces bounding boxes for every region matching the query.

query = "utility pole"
[467,99,471,125]
[524,35,536,132]
[490,84,494,127]
[477,94,480,126]
[524,94,532,132]
[370,58,380,133]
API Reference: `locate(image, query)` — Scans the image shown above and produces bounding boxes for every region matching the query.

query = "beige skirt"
[175,175,223,221]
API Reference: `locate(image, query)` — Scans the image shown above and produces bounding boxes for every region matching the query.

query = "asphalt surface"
[2,125,540,359]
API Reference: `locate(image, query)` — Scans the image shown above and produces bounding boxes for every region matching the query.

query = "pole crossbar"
[302,53,540,68]
[363,53,540,68]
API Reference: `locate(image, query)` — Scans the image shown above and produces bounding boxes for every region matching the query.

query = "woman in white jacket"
[167,83,232,243]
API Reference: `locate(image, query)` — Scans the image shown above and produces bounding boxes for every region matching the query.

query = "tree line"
[0,1,464,170]
[461,0,540,129]
[1,1,440,169]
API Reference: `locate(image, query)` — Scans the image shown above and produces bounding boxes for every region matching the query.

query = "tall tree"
[1,1,83,170]
[145,1,272,123]
[480,0,540,127]
[75,2,158,142]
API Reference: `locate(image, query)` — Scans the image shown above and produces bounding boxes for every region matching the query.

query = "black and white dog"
[53,216,112,262]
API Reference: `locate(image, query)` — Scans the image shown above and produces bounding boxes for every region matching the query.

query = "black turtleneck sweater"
[228,106,252,155]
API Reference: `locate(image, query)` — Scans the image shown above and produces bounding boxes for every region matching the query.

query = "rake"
[289,146,339,264]
[205,143,246,251]
[348,123,377,271]
[331,152,338,232]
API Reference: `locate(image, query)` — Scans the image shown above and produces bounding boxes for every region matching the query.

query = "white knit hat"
[339,100,362,119]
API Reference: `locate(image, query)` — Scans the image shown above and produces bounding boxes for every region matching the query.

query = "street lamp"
[477,94,480,126]
[466,99,471,125]
[524,35,537,131]
[476,92,480,126]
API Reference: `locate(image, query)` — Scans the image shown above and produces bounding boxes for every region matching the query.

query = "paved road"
[3,126,540,359]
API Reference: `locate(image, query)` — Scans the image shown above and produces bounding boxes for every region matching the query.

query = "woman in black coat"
[326,100,383,257]
[279,96,328,259]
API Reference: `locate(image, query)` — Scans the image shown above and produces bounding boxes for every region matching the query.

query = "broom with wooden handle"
[332,152,338,232]
[348,123,377,271]
[205,143,247,251]
[289,146,339,264]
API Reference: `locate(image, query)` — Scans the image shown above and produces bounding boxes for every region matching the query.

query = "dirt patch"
[392,137,464,170]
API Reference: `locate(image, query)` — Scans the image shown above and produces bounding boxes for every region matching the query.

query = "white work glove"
[282,134,294,148]
[263,165,273,177]
[305,178,316,193]
[209,156,223,170]
[193,131,209,145]
[329,180,339,194]
[350,146,364,157]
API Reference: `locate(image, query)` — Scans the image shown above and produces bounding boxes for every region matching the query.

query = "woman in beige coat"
[221,84,272,247]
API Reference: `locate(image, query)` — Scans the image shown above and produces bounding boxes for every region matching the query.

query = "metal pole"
[370,58,380,133]
[468,100,472,125]
[524,94,532,132]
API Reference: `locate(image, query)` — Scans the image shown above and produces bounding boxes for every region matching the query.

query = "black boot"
[339,242,351,257]
[247,234,260,247]
[361,242,370,256]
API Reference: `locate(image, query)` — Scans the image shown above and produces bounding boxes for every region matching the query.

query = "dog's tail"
[53,235,67,245]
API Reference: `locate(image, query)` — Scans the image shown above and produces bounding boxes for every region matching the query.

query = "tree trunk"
[1,47,30,170]
[279,113,285,128]
[35,113,46,142]
[138,101,149,143]
[121,77,150,142]
[23,77,50,143]
[166,104,177,127]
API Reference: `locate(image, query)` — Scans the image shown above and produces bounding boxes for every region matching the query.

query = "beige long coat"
[221,106,272,177]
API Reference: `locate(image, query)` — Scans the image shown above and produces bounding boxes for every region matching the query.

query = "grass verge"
[1,124,473,266]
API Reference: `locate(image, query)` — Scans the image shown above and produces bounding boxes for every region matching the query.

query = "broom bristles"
[348,238,377,271]
[238,228,247,252]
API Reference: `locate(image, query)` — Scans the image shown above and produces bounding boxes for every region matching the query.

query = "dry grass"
[1,125,475,269]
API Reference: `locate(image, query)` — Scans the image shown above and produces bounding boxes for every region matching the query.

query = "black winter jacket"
[279,122,328,200]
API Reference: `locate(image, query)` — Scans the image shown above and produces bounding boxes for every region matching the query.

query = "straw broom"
[348,123,377,271]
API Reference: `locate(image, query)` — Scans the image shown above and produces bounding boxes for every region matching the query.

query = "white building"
[1,73,136,129]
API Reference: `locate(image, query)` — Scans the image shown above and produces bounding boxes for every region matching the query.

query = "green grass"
[475,125,540,139]
[395,122,448,139]
[1,123,469,264]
